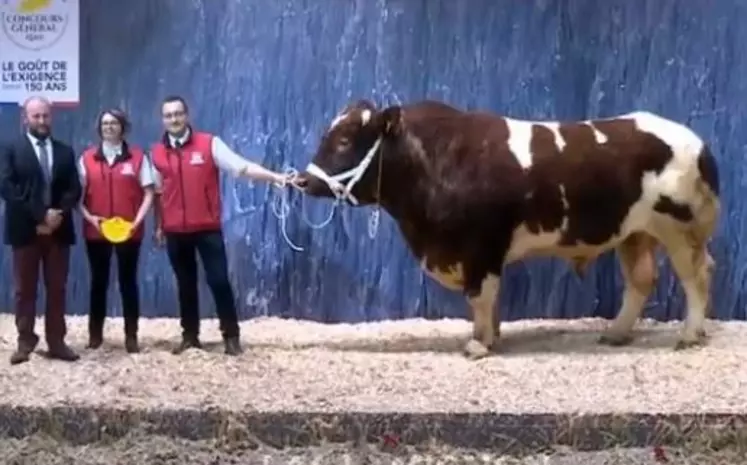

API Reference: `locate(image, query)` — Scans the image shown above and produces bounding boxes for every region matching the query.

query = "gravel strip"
[0,433,745,465]
[0,314,746,414]
[2,405,744,450]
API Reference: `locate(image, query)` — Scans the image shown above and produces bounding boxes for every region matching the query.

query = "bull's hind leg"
[463,274,500,360]
[599,233,659,346]
[660,235,713,349]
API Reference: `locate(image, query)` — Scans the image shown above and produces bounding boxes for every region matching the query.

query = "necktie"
[37,139,51,206]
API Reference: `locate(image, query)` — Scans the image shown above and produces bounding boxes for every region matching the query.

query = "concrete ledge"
[0,404,743,453]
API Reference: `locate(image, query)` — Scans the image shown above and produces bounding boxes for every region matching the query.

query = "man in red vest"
[151,95,291,356]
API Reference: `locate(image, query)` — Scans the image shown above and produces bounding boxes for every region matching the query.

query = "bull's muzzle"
[301,137,383,205]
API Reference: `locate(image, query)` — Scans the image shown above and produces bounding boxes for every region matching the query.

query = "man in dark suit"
[0,96,82,364]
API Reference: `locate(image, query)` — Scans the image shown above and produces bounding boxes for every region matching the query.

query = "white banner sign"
[0,0,79,104]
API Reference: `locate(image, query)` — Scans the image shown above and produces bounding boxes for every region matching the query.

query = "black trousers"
[85,239,142,337]
[165,230,239,340]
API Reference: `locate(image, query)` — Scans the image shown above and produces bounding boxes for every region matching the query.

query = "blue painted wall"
[1,0,745,323]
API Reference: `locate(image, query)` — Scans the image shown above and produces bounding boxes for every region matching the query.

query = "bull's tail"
[697,144,720,197]
[691,143,721,243]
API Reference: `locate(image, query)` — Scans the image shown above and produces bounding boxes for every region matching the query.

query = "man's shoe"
[9,349,31,365]
[172,337,201,355]
[224,337,243,356]
[10,334,40,365]
[47,343,80,362]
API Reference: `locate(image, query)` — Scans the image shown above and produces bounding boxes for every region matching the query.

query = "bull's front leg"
[463,274,500,360]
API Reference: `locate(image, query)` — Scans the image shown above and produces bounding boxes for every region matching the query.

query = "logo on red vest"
[189,152,205,165]
[120,163,135,176]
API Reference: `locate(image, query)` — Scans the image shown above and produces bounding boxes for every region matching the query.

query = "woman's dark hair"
[96,108,131,138]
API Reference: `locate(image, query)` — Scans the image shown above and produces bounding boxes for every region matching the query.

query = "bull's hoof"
[674,328,708,350]
[674,332,707,351]
[598,332,634,347]
[463,339,491,360]
[674,339,701,351]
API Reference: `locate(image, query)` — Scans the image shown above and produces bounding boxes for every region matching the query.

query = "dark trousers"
[85,239,142,337]
[12,236,70,348]
[165,230,239,339]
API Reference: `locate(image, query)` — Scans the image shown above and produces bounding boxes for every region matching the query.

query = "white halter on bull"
[303,137,382,206]
[303,136,384,239]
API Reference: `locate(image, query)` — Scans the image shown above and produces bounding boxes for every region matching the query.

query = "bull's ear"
[375,106,403,136]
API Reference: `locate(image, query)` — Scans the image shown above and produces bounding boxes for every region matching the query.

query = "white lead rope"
[270,169,339,252]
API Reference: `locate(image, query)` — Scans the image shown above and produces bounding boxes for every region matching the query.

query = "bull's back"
[505,112,710,262]
[402,100,464,121]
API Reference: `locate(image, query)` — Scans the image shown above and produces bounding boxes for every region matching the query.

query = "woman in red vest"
[78,108,156,353]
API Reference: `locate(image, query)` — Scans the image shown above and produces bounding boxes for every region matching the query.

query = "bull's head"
[295,99,402,206]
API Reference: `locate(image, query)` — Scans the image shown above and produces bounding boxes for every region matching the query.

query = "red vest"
[81,144,146,241]
[150,131,222,233]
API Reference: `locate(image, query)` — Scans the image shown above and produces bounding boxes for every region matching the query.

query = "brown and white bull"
[294,99,721,360]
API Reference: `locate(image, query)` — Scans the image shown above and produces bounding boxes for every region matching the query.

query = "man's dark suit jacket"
[0,135,82,247]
